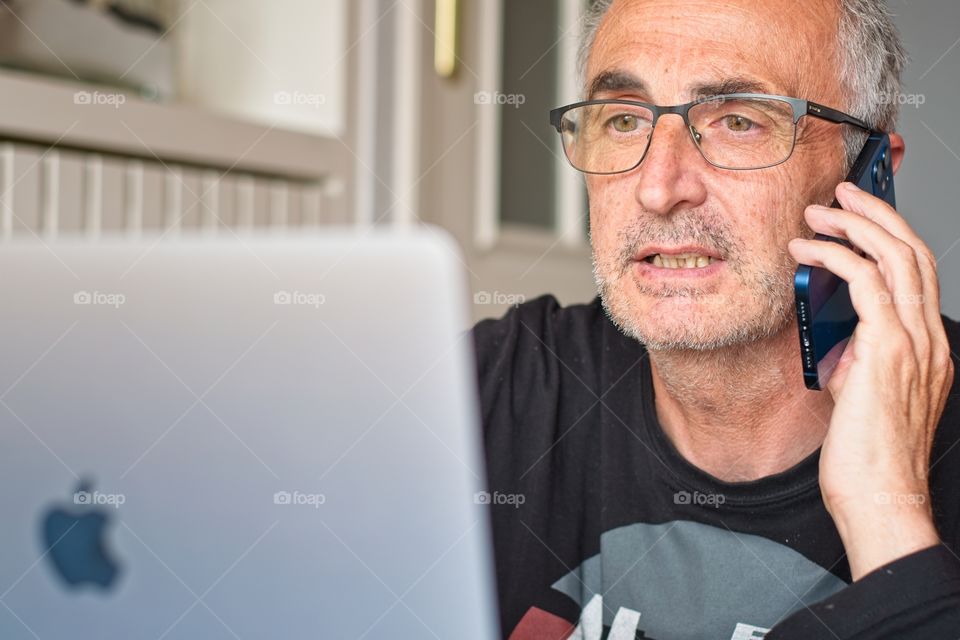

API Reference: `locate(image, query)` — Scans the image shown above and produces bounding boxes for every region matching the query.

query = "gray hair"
[577,0,907,169]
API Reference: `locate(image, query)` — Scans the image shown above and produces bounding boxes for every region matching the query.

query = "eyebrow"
[693,77,773,98]
[587,70,775,101]
[588,70,649,99]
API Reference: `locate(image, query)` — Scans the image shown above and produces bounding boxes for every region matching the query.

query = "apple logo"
[40,480,122,590]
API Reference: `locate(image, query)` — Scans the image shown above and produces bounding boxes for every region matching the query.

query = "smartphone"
[794,132,896,390]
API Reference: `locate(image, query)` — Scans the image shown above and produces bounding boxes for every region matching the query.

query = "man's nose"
[633,114,708,216]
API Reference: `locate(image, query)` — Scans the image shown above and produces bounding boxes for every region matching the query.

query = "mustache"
[614,210,741,272]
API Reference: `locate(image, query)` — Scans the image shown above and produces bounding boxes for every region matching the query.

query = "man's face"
[588,0,849,351]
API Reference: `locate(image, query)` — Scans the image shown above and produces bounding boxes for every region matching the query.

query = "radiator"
[0,141,329,239]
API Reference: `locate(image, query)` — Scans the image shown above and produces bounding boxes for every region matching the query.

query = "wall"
[891,1,960,317]
[175,0,347,137]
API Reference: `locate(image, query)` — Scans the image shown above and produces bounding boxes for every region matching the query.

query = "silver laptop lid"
[0,229,499,639]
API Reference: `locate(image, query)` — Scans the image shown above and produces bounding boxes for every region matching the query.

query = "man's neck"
[648,325,833,483]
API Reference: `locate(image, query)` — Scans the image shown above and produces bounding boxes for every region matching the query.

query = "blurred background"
[0,0,956,323]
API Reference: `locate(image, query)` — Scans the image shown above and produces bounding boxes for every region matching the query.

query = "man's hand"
[787,181,954,581]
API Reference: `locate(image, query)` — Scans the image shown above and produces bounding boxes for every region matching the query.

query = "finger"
[788,237,905,346]
[835,182,946,346]
[804,204,927,354]
[833,182,917,244]
[835,183,952,406]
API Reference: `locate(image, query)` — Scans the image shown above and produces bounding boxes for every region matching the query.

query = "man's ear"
[889,132,905,175]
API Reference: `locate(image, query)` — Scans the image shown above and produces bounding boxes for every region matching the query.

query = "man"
[472,0,960,638]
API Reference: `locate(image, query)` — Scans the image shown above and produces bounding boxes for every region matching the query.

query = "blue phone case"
[794,132,896,390]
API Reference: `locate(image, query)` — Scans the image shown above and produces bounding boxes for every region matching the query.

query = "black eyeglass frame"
[548,93,878,173]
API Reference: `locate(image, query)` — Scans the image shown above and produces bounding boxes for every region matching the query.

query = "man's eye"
[723,114,754,132]
[608,114,639,133]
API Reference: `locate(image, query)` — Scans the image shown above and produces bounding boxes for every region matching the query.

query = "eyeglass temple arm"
[805,101,874,132]
[549,107,564,131]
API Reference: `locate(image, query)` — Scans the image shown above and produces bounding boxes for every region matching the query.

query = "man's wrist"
[831,497,940,581]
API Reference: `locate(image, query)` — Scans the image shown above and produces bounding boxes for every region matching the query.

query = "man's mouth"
[642,252,719,269]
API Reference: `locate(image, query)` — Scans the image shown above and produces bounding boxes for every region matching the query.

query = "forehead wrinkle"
[591,41,792,104]
[588,69,784,102]
[589,0,839,103]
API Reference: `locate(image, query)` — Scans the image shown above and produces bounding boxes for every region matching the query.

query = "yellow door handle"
[434,0,458,78]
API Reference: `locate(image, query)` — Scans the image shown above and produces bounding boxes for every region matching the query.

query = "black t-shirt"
[472,295,960,639]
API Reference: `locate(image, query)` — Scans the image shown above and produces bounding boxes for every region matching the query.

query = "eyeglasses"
[549,93,876,174]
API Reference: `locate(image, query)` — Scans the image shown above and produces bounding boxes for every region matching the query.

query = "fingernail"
[807,205,832,213]
[841,181,859,191]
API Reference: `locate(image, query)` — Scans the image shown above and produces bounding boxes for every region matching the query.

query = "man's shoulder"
[471,294,605,348]
[939,312,960,405]
[942,313,960,348]
[936,310,960,398]
[469,294,619,405]
[931,313,960,531]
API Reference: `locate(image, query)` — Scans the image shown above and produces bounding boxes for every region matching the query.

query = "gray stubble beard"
[592,210,798,353]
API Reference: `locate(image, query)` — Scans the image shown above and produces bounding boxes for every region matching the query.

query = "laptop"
[0,229,500,639]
